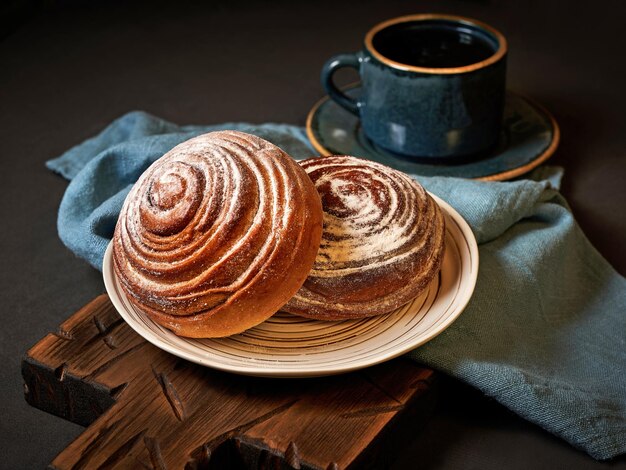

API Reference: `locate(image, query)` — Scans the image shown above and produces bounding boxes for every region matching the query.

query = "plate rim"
[305,83,560,182]
[103,194,479,378]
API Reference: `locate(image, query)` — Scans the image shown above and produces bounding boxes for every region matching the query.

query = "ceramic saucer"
[306,84,560,181]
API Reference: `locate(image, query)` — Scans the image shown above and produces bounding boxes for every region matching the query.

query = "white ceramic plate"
[103,195,478,378]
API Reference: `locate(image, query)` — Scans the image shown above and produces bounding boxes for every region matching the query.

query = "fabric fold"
[47,111,626,460]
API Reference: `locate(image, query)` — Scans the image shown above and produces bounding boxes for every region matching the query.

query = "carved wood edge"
[23,295,438,470]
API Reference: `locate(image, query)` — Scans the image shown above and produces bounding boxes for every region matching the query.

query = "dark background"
[1,0,625,468]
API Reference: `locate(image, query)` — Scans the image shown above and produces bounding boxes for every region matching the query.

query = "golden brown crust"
[283,155,446,320]
[112,131,323,337]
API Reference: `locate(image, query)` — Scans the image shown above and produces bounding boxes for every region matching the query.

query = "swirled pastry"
[283,155,445,320]
[112,131,323,338]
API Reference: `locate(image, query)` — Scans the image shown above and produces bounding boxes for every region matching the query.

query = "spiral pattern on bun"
[283,155,445,320]
[113,131,323,338]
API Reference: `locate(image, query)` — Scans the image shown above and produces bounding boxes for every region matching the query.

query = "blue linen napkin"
[47,111,626,460]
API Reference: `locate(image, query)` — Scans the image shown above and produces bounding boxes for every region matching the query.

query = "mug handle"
[321,53,362,116]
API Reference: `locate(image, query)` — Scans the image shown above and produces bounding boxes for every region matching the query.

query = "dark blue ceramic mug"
[321,14,508,159]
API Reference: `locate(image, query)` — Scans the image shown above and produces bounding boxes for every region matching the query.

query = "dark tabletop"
[1,0,625,468]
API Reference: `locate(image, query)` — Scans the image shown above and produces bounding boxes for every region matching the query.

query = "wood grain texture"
[23,295,437,469]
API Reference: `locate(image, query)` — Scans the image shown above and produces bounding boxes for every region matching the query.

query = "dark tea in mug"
[371,21,498,69]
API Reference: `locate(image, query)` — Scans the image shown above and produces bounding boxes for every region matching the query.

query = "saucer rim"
[305,83,560,181]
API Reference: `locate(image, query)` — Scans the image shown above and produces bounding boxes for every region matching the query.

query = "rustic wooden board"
[22,295,437,469]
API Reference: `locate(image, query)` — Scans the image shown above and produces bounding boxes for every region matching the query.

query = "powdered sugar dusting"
[307,158,428,275]
[112,131,316,329]
[284,155,446,320]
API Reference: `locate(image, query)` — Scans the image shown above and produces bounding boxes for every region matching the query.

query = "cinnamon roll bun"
[283,155,445,320]
[112,131,323,338]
